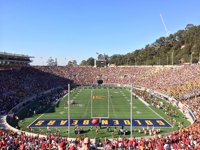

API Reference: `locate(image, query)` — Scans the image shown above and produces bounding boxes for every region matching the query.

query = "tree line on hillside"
[79,24,200,66]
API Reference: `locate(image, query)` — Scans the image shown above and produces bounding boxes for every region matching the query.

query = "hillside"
[81,24,200,66]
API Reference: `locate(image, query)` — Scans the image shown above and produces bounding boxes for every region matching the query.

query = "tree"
[67,60,78,66]
[97,54,104,60]
[86,57,95,66]
[104,54,110,65]
[54,58,58,66]
[67,61,73,66]
[72,60,77,66]
[80,60,87,66]
[185,24,194,30]
[46,57,57,66]
[80,57,94,66]
[80,25,200,65]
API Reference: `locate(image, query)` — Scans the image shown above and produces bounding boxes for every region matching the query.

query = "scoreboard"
[95,60,106,67]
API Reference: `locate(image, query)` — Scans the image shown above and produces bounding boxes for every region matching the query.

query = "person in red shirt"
[41,142,46,150]
[69,145,76,150]
[0,140,3,149]
[20,143,25,150]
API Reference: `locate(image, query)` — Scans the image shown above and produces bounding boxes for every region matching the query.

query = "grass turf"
[16,87,190,138]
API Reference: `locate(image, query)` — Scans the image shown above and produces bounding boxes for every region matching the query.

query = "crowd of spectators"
[1,65,200,149]
[34,65,200,99]
[0,67,71,114]
[17,88,67,119]
[0,130,98,150]
[1,128,200,149]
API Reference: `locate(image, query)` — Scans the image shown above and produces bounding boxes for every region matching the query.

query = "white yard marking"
[59,111,64,115]
[109,90,117,118]
[83,95,92,117]
[136,111,142,114]
[147,106,173,127]
[132,106,137,109]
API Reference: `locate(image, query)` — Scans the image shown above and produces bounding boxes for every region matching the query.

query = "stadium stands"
[0,65,200,149]
[0,67,72,114]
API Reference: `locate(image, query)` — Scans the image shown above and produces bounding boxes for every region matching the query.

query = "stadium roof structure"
[0,52,34,68]
[0,52,34,58]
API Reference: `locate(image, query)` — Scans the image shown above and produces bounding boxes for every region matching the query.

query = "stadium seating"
[0,65,200,149]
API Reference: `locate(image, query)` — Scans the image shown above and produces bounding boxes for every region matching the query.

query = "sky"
[0,0,200,66]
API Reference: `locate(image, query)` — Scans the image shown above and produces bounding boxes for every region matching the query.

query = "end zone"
[28,118,172,128]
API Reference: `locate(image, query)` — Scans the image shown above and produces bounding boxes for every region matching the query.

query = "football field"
[17,86,191,138]
[28,87,171,128]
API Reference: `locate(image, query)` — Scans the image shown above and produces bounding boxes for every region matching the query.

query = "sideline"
[27,92,69,128]
[147,106,173,128]
[135,94,173,128]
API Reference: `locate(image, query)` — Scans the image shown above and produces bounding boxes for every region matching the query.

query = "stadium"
[0,52,200,149]
[1,1,200,149]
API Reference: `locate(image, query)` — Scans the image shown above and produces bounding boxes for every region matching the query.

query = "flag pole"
[68,84,70,138]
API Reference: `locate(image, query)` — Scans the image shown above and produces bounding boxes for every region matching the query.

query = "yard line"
[147,105,173,127]
[83,90,92,118]
[108,89,117,118]
[136,95,171,124]
[118,90,131,111]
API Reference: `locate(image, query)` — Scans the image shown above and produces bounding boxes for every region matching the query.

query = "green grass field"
[16,86,190,138]
[41,88,161,119]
